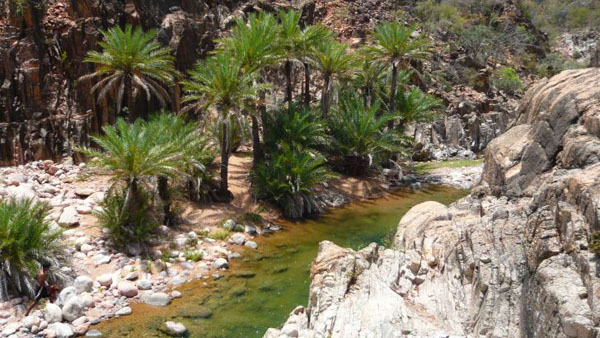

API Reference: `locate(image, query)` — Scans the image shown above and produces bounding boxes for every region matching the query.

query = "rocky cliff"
[265,68,600,337]
[0,0,544,166]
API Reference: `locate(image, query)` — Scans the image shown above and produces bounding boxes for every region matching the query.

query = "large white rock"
[5,184,36,201]
[48,322,75,338]
[57,286,77,307]
[62,297,85,322]
[58,206,80,227]
[44,303,63,323]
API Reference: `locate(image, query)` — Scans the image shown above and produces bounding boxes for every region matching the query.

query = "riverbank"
[0,154,480,337]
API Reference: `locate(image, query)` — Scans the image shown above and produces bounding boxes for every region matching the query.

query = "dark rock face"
[0,0,239,165]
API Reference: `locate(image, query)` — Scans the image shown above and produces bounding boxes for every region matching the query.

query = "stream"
[96,186,468,337]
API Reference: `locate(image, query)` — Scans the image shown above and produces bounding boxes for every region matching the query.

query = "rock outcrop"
[265,68,600,337]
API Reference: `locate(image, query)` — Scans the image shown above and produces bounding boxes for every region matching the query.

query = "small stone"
[117,281,138,298]
[231,233,245,245]
[171,291,182,298]
[76,205,92,214]
[125,272,139,281]
[222,219,235,230]
[245,241,258,249]
[97,274,113,287]
[80,244,94,254]
[58,206,80,227]
[115,307,132,316]
[244,224,258,235]
[85,329,103,337]
[136,280,152,290]
[143,292,171,307]
[74,187,95,198]
[165,321,187,336]
[93,254,111,265]
[213,258,228,269]
[71,317,88,327]
[74,276,94,294]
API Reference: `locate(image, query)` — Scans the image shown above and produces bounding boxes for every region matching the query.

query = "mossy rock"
[233,271,256,279]
[230,286,247,297]
[272,266,288,274]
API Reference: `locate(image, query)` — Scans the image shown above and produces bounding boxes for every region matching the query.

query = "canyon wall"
[266,68,600,337]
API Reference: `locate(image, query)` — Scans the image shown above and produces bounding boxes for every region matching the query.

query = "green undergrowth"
[413,158,484,173]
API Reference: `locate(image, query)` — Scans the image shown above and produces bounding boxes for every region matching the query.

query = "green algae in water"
[96,186,468,337]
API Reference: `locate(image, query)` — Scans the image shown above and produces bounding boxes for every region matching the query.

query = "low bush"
[491,67,523,94]
[94,187,158,249]
[0,198,69,300]
[327,95,410,176]
[253,146,335,219]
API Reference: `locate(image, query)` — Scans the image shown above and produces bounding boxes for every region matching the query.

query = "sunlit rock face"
[266,69,600,338]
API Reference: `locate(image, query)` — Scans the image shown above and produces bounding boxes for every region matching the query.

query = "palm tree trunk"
[251,115,263,169]
[303,62,311,108]
[127,177,139,226]
[285,60,293,112]
[388,62,398,129]
[125,75,135,122]
[157,175,172,225]
[219,119,231,201]
[321,74,331,118]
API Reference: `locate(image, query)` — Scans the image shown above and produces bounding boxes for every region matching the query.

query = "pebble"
[245,241,258,249]
[96,274,113,287]
[213,258,229,269]
[136,280,152,290]
[115,307,132,316]
[171,291,182,298]
[117,281,138,298]
[165,321,187,336]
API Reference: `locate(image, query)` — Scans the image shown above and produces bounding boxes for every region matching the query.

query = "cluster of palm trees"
[78,9,440,223]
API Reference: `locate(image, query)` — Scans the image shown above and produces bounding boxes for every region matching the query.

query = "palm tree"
[77,119,183,231]
[395,88,442,129]
[297,24,333,107]
[217,11,280,168]
[182,53,265,201]
[352,49,387,108]
[368,22,430,127]
[80,24,178,122]
[146,112,211,224]
[277,9,303,111]
[314,41,356,118]
[0,198,69,301]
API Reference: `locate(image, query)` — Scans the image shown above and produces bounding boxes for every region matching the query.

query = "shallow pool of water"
[96,186,468,337]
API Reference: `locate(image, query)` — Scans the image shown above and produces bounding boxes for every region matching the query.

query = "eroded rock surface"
[266,69,600,338]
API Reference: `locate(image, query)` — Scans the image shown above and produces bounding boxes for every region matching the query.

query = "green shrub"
[0,198,69,300]
[253,146,336,219]
[207,229,231,240]
[262,106,330,153]
[491,67,523,94]
[94,187,158,249]
[184,250,203,262]
[327,94,411,176]
[590,231,600,255]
